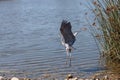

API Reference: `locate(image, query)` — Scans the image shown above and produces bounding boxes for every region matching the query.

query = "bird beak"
[66,48,72,53]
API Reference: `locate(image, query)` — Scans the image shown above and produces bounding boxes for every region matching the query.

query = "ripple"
[0,0,101,78]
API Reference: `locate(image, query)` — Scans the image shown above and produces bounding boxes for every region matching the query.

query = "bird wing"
[60,20,76,46]
[73,27,87,36]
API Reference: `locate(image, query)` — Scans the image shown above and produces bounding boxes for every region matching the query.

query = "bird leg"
[69,53,72,67]
[66,51,69,65]
[66,51,72,66]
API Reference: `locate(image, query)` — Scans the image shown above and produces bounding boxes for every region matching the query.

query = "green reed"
[88,0,120,73]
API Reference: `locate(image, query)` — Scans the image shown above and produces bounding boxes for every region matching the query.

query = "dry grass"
[87,0,120,73]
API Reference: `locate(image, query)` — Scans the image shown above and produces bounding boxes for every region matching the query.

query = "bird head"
[67,48,72,53]
[65,44,73,53]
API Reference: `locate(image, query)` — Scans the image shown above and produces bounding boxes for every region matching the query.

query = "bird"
[60,20,80,58]
[60,20,75,53]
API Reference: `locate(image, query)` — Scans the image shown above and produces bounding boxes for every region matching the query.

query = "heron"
[60,20,81,64]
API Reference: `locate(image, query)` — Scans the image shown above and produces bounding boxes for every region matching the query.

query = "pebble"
[65,77,78,80]
[78,79,84,80]
[95,78,100,80]
[72,77,78,80]
[117,78,120,80]
[104,75,109,79]
[0,76,4,80]
[65,74,78,80]
[67,74,73,79]
[11,77,19,80]
[23,78,31,80]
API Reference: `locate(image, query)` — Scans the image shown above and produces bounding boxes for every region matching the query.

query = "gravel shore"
[0,71,119,80]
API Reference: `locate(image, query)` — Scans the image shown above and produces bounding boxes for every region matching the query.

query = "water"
[0,0,102,78]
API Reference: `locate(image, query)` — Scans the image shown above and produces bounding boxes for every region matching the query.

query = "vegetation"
[88,0,120,73]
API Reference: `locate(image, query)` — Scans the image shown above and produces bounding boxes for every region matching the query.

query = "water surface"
[0,0,101,78]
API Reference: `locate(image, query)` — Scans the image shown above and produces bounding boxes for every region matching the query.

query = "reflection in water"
[0,0,102,78]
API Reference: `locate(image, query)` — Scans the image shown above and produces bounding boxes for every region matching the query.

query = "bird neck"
[65,44,72,53]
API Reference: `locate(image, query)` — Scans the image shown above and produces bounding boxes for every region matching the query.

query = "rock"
[117,78,120,80]
[0,76,4,80]
[71,77,78,80]
[67,74,73,79]
[78,79,84,80]
[23,78,31,80]
[95,78,100,80]
[11,77,19,80]
[65,74,78,80]
[104,75,109,80]
[65,77,78,80]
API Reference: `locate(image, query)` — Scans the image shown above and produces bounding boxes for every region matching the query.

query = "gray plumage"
[60,20,76,46]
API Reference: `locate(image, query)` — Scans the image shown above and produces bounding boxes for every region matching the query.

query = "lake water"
[0,0,102,79]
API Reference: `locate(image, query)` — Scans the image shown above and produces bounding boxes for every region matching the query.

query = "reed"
[88,0,120,73]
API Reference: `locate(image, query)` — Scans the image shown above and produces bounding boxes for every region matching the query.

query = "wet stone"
[0,76,4,80]
[11,77,19,80]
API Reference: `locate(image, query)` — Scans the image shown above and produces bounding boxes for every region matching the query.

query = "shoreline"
[0,71,119,80]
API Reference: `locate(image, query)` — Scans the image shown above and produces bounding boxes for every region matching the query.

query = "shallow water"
[0,0,102,78]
